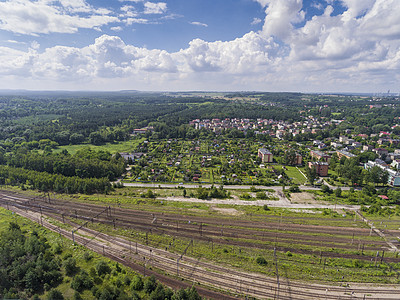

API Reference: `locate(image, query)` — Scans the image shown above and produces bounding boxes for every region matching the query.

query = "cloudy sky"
[0,0,399,93]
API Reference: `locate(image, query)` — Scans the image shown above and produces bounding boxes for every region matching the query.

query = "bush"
[240,193,253,200]
[123,275,131,286]
[71,271,93,292]
[63,257,78,276]
[289,186,300,193]
[132,291,141,300]
[96,261,111,276]
[73,291,83,300]
[141,189,156,198]
[53,243,63,254]
[256,191,268,199]
[263,204,270,211]
[353,259,365,268]
[256,256,267,266]
[286,251,293,257]
[321,185,332,194]
[83,251,93,262]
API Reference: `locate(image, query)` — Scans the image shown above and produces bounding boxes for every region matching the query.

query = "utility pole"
[274,247,280,300]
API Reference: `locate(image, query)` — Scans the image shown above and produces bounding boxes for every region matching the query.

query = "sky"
[0,0,399,93]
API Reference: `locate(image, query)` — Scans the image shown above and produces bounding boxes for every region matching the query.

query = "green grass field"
[55,138,146,155]
[286,166,307,185]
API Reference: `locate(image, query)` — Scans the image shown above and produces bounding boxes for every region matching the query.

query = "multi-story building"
[310,150,331,163]
[336,150,356,160]
[365,160,400,186]
[258,148,273,163]
[308,161,329,177]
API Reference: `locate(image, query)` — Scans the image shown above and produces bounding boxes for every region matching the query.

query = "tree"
[47,289,64,300]
[335,187,342,197]
[143,275,157,293]
[63,257,78,276]
[130,275,143,291]
[88,132,104,145]
[283,149,297,166]
[305,165,317,185]
[321,185,332,194]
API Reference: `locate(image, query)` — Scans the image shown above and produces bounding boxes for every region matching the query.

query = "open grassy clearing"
[285,166,307,185]
[56,138,146,155]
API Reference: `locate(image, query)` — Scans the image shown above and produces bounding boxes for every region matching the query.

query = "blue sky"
[0,0,399,93]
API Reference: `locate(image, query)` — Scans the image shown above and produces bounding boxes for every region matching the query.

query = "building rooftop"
[258,148,272,155]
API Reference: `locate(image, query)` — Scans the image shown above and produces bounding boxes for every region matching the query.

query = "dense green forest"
[0,217,202,300]
[1,92,399,148]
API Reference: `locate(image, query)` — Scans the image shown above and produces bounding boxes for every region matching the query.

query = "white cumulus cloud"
[143,2,167,14]
[1,0,400,92]
[261,0,304,40]
[0,0,118,35]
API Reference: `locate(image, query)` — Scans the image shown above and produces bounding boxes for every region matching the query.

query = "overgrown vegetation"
[0,209,203,300]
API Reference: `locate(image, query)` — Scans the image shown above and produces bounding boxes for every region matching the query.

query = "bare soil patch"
[290,192,322,204]
[210,206,243,216]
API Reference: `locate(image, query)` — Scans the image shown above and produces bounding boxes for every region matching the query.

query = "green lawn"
[55,138,146,155]
[286,166,307,185]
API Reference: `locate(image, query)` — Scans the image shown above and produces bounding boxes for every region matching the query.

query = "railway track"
[1,190,400,299]
[4,190,394,260]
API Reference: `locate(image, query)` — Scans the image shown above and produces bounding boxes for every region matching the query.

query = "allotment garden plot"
[124,139,286,185]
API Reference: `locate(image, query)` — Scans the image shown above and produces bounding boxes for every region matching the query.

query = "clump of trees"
[0,223,62,299]
[6,148,126,181]
[0,165,111,194]
[196,185,230,199]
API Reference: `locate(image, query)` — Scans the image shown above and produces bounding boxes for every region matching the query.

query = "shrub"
[240,193,253,200]
[132,291,141,300]
[63,257,78,276]
[256,191,268,199]
[256,256,267,266]
[53,243,63,254]
[71,271,93,292]
[96,261,111,276]
[73,291,83,300]
[321,185,332,194]
[263,204,270,211]
[123,275,131,286]
[83,251,93,262]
